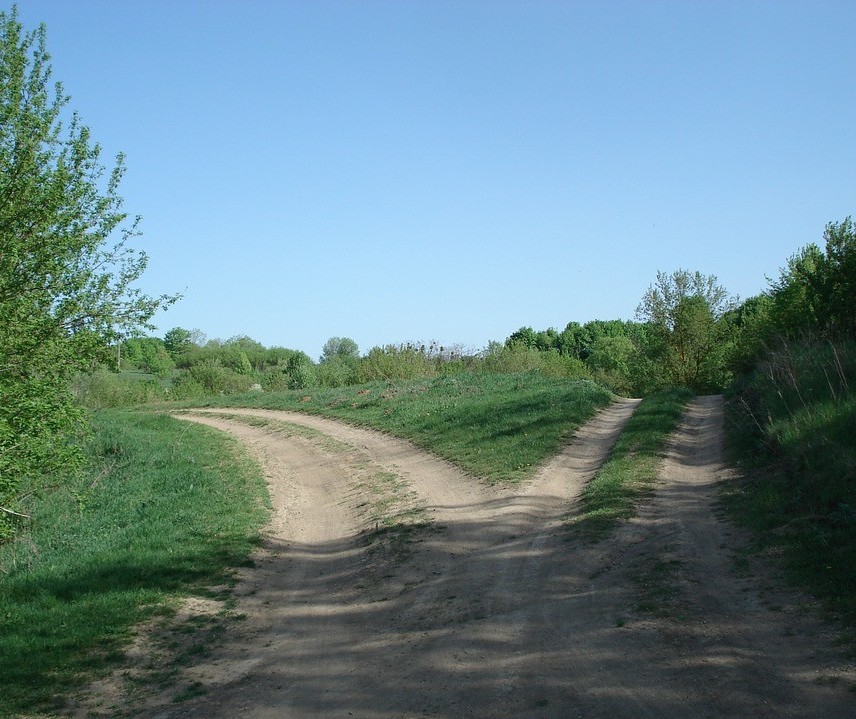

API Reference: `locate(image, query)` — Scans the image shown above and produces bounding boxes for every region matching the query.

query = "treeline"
[725,219,855,562]
[73,334,596,408]
[75,216,855,416]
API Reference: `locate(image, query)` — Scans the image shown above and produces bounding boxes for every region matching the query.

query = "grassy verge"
[0,411,269,717]
[171,371,614,484]
[568,388,693,540]
[724,338,856,626]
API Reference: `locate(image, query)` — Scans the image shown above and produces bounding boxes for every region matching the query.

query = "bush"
[726,336,856,621]
[168,372,206,400]
[316,355,359,388]
[357,345,436,382]
[260,369,291,392]
[732,338,855,510]
[188,362,254,395]
[586,336,630,394]
[285,354,316,390]
[537,350,591,380]
[71,370,168,409]
[480,343,543,374]
[119,338,174,377]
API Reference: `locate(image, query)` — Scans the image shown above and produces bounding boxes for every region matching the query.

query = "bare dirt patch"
[79,397,854,718]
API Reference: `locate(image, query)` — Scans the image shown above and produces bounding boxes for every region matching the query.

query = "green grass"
[724,338,856,626]
[0,411,270,717]
[568,388,693,539]
[172,370,615,484]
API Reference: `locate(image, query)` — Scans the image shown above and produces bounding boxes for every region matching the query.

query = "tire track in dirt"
[92,396,854,718]
[580,395,855,718]
[137,399,637,718]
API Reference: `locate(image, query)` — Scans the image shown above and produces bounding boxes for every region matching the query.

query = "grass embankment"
[179,370,615,484]
[724,339,856,625]
[568,388,693,539]
[0,411,269,717]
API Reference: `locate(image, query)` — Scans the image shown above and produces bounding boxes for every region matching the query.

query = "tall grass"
[725,338,856,622]
[0,411,269,716]
[71,369,170,408]
[178,371,615,484]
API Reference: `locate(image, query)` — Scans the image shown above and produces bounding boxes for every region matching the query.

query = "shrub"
[732,338,855,512]
[260,369,290,392]
[316,355,359,388]
[480,343,542,374]
[537,350,591,380]
[188,362,254,395]
[726,336,856,621]
[71,370,168,409]
[285,354,316,390]
[120,338,174,377]
[357,345,436,382]
[168,373,206,400]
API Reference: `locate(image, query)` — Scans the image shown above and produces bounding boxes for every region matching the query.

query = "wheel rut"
[84,396,853,718]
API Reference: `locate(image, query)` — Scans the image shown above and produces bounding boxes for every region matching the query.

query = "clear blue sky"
[14,1,856,359]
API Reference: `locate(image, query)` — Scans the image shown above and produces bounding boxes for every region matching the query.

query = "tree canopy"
[767,217,856,340]
[636,270,736,392]
[320,336,360,363]
[0,7,176,535]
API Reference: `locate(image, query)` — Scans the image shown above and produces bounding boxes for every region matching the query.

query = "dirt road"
[103,397,853,717]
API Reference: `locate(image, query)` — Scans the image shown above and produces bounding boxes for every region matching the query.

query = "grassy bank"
[569,388,693,539]
[724,339,856,624]
[0,411,269,717]
[176,371,615,484]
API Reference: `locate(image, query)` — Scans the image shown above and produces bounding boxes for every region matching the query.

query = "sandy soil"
[84,397,854,718]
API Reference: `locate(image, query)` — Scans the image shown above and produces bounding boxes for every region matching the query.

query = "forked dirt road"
[115,397,852,718]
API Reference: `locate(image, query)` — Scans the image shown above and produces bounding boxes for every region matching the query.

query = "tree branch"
[0,505,30,519]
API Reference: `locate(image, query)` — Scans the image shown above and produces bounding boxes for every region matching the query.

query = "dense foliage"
[725,217,856,621]
[635,270,736,393]
[0,8,174,538]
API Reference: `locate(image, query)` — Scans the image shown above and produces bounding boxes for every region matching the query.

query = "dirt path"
[101,397,853,718]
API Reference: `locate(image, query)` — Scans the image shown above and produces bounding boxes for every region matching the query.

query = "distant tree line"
[77,216,855,409]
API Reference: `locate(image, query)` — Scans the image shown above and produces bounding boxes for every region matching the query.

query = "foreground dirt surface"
[105,398,854,717]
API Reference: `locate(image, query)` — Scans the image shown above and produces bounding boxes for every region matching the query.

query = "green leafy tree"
[225,334,265,353]
[585,335,639,394]
[767,244,827,338]
[767,217,856,340]
[317,337,359,387]
[505,326,538,350]
[120,337,174,377]
[0,8,176,533]
[285,352,316,390]
[320,336,359,363]
[725,294,773,374]
[821,217,856,335]
[636,270,735,392]
[163,327,194,358]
